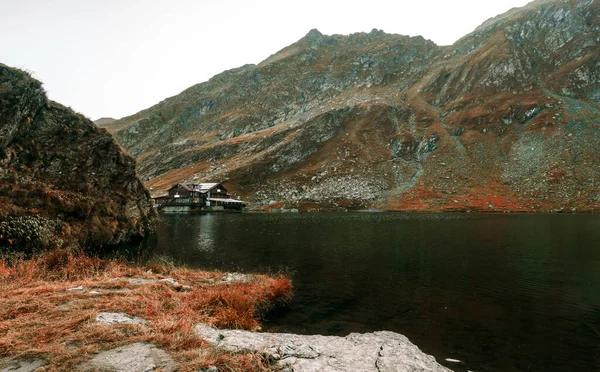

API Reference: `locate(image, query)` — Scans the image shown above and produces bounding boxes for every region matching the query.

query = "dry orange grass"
[0,251,292,371]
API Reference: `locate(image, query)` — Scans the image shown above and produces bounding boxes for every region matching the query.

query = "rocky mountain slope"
[0,64,154,252]
[106,0,599,212]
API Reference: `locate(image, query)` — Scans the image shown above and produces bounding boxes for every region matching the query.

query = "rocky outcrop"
[106,0,600,213]
[195,324,451,371]
[0,64,155,252]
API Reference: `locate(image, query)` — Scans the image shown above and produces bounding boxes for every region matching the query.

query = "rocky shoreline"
[196,324,451,372]
[1,320,451,372]
[0,253,291,371]
[0,253,450,371]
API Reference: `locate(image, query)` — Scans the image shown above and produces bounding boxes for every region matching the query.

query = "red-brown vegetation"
[0,251,292,371]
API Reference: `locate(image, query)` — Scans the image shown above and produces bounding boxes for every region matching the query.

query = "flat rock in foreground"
[0,358,46,372]
[76,343,176,372]
[195,324,451,372]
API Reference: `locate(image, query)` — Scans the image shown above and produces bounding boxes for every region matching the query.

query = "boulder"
[195,324,451,371]
[0,63,155,252]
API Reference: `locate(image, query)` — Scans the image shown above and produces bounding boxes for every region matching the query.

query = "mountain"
[0,64,155,252]
[94,117,117,127]
[107,0,599,212]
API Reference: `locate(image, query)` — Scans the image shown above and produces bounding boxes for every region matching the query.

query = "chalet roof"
[168,183,224,193]
[178,184,193,191]
[195,183,219,192]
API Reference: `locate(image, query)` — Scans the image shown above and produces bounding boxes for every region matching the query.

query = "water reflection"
[195,213,215,252]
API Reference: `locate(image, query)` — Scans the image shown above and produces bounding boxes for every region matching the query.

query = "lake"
[136,212,600,371]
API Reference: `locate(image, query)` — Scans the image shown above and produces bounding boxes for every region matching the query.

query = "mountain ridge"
[105,0,600,212]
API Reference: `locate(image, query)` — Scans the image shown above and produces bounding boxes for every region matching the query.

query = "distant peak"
[302,28,328,50]
[305,28,323,40]
[369,28,386,36]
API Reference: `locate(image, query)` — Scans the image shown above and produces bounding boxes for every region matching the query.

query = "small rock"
[125,278,154,285]
[159,278,182,287]
[220,273,249,284]
[0,358,47,372]
[96,312,146,325]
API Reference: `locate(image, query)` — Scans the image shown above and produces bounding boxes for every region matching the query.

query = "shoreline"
[0,252,450,371]
[177,207,600,214]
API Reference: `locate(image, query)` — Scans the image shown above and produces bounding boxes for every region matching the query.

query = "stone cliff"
[107,0,599,212]
[0,64,155,252]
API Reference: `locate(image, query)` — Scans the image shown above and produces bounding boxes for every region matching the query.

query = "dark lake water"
[137,212,600,371]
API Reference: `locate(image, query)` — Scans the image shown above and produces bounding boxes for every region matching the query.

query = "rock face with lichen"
[0,63,155,252]
[106,0,600,213]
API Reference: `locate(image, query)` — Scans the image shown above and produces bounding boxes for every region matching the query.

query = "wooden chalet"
[153,183,246,211]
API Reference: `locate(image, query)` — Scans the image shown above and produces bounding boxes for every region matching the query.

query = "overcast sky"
[0,0,532,120]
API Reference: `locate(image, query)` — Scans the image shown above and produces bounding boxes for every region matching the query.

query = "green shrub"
[0,216,64,253]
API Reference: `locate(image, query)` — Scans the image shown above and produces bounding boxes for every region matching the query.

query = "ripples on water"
[138,212,600,372]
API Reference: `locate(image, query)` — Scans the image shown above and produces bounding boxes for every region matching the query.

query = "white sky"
[0,0,532,120]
